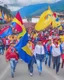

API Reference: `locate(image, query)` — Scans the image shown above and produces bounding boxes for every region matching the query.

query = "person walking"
[5,37,10,50]
[27,39,35,76]
[0,37,4,55]
[45,40,52,67]
[5,41,19,78]
[61,40,64,68]
[51,39,62,74]
[34,39,45,75]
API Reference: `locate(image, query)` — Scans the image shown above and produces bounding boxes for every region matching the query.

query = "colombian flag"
[35,6,62,31]
[35,7,53,31]
[12,12,24,33]
[12,12,26,38]
[0,26,13,38]
[15,33,32,63]
[14,12,32,63]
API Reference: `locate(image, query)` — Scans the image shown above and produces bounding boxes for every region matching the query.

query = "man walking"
[51,39,62,74]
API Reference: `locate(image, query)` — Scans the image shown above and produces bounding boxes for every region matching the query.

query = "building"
[57,12,64,24]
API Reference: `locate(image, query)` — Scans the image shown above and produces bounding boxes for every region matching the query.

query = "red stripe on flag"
[0,26,9,35]
[15,12,23,25]
[15,23,23,32]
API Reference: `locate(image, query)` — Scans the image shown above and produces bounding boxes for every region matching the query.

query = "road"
[0,54,64,80]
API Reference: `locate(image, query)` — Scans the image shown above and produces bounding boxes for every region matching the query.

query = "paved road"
[0,55,64,80]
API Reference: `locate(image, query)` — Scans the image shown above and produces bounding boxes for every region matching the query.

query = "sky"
[0,0,61,11]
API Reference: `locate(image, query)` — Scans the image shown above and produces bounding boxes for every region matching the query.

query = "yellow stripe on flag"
[12,18,26,38]
[22,45,33,56]
[40,7,53,20]
[35,7,53,31]
[35,16,52,31]
[12,18,22,26]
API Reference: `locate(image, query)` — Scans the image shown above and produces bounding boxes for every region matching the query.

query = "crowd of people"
[0,26,64,78]
[27,26,64,76]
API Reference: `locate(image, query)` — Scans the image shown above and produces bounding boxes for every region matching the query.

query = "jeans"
[45,54,52,67]
[53,55,60,73]
[36,54,44,73]
[10,58,18,77]
[36,60,42,73]
[28,56,35,73]
[6,45,9,50]
[0,49,4,55]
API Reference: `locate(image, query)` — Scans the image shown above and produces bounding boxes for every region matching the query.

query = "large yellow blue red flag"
[35,7,62,31]
[15,32,33,63]
[14,12,32,63]
[35,7,53,31]
[0,26,13,38]
[12,12,26,37]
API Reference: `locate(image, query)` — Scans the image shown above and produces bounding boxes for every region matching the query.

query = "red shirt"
[5,46,19,60]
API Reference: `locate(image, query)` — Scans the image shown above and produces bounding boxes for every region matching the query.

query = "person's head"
[12,35,14,39]
[37,40,42,45]
[6,36,8,40]
[48,39,51,44]
[28,40,31,44]
[10,41,15,47]
[53,38,58,44]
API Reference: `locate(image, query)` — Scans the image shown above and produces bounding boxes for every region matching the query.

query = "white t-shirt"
[34,44,45,56]
[51,43,61,57]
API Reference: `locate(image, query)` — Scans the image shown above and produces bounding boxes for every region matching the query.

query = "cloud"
[0,0,61,5]
[9,6,22,11]
[0,0,61,11]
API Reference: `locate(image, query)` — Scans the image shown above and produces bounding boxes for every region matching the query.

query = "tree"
[4,4,8,9]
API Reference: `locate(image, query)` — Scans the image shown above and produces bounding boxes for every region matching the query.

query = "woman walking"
[34,39,45,75]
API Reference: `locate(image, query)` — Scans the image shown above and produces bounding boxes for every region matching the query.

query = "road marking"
[0,65,10,80]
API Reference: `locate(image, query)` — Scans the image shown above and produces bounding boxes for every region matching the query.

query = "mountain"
[30,0,64,17]
[0,6,12,16]
[0,6,13,24]
[12,0,64,18]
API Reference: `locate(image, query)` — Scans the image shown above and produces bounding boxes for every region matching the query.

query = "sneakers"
[13,69,15,72]
[13,70,15,72]
[39,72,41,76]
[56,72,59,75]
[30,73,33,76]
[11,74,14,78]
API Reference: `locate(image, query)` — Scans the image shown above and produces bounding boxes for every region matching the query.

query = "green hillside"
[0,6,12,17]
